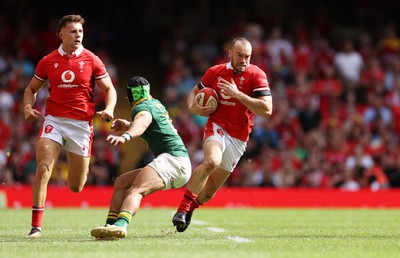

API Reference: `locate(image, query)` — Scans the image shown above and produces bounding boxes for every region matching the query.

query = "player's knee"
[35,163,52,180]
[68,171,87,192]
[202,158,220,173]
[113,176,124,191]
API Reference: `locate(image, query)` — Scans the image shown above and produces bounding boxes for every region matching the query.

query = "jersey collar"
[58,44,84,57]
[226,61,242,74]
[226,62,234,70]
[131,96,153,109]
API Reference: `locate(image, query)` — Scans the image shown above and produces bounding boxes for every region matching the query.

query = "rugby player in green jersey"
[90,76,192,239]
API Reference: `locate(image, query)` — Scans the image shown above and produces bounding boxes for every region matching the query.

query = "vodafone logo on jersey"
[218,77,232,100]
[58,70,79,88]
[61,70,75,83]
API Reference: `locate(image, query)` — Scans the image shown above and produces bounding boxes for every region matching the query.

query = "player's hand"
[96,109,114,122]
[190,94,217,116]
[106,134,126,146]
[24,104,42,123]
[110,119,130,132]
[217,78,240,98]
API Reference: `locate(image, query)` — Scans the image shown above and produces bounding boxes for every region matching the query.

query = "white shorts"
[148,153,192,190]
[39,115,93,157]
[204,122,247,172]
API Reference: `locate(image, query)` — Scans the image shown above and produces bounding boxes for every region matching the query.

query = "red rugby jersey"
[201,62,270,141]
[34,45,109,121]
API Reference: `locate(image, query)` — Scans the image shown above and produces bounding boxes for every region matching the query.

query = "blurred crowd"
[158,19,400,191]
[1,2,400,190]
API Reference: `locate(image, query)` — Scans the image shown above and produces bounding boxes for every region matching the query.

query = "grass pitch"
[0,208,399,258]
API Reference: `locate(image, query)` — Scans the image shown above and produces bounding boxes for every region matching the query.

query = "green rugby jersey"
[131,98,188,158]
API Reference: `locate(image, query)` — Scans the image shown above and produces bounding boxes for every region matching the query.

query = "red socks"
[177,189,197,213]
[31,206,44,228]
[177,189,204,213]
[189,198,203,212]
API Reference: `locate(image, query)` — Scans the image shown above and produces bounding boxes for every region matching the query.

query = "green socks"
[114,210,133,228]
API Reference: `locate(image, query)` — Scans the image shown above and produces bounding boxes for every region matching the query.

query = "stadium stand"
[1,0,400,191]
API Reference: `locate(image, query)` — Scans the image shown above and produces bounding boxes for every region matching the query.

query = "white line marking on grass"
[206,227,226,232]
[191,220,209,225]
[168,212,253,243]
[194,220,252,243]
[226,236,252,243]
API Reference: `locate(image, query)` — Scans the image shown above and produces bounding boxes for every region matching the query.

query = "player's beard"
[232,61,248,73]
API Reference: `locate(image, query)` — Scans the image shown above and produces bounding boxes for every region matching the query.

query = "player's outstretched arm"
[106,112,152,146]
[110,119,131,132]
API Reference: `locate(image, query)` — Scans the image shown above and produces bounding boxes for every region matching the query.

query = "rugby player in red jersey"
[172,37,273,232]
[23,14,117,237]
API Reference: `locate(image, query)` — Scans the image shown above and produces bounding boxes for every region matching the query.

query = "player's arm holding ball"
[187,85,216,116]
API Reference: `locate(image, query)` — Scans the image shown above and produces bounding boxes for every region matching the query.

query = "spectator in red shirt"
[312,64,343,118]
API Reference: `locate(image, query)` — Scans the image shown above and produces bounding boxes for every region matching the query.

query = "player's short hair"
[56,14,85,37]
[231,37,251,48]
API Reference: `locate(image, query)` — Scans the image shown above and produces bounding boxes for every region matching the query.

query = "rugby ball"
[197,87,218,113]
